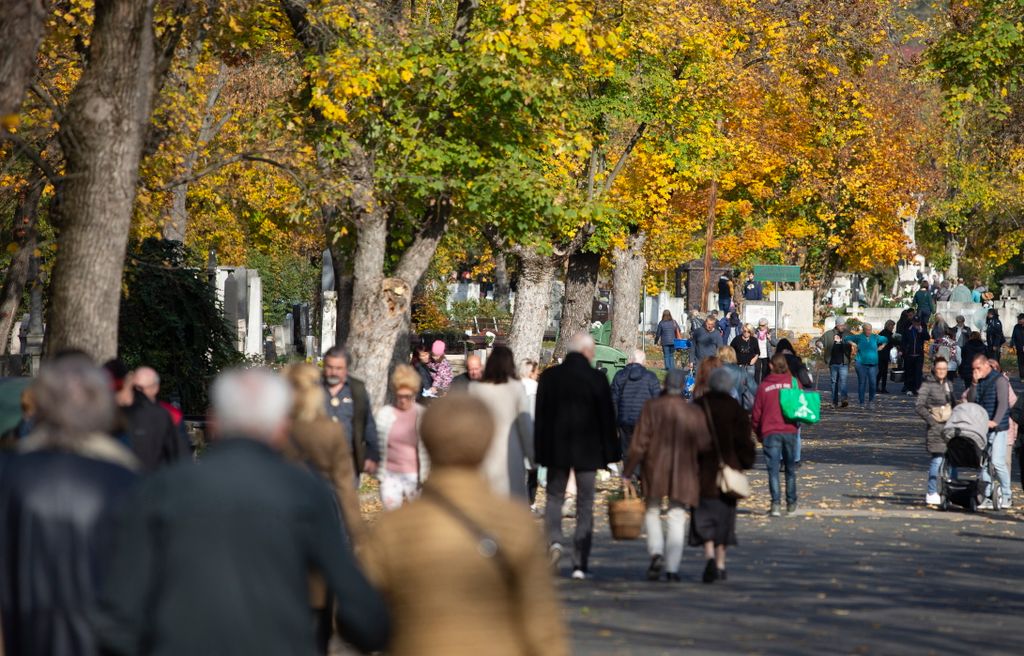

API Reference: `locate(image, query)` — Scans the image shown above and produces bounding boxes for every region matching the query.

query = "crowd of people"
[3,290,1022,655]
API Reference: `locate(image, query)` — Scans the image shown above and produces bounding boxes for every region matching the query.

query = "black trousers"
[544,468,596,572]
[1017,348,1024,379]
[877,357,890,391]
[903,355,924,393]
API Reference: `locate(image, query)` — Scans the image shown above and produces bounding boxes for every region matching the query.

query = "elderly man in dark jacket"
[535,333,619,581]
[610,349,661,459]
[1,355,139,656]
[95,368,390,656]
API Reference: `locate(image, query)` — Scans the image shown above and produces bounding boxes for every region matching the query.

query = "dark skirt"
[688,495,738,547]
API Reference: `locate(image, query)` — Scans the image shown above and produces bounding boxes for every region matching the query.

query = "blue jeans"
[718,298,731,314]
[763,433,798,505]
[928,454,944,495]
[662,345,675,370]
[981,430,1012,503]
[855,362,878,404]
[829,364,849,405]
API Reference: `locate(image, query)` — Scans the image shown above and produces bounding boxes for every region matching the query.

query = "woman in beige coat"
[363,394,568,656]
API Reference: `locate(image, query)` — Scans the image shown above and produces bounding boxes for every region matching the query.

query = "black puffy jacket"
[611,363,662,428]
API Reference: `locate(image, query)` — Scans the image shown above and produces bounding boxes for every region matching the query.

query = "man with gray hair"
[535,333,619,580]
[611,349,661,458]
[95,368,391,655]
[1,354,138,656]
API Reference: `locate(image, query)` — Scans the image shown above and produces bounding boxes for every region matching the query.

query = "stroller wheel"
[939,495,949,512]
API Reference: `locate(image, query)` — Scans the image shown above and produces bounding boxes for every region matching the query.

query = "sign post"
[753,265,801,332]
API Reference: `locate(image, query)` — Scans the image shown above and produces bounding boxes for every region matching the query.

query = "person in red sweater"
[751,353,800,517]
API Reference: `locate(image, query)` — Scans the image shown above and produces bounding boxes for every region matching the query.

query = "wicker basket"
[608,481,644,540]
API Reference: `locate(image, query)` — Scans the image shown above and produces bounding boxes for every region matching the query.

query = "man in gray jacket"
[690,316,725,367]
[610,350,662,458]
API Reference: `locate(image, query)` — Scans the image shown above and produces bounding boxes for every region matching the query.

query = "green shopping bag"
[779,377,821,424]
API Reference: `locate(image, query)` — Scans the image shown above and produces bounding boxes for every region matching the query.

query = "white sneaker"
[978,498,994,510]
[571,569,587,580]
[925,493,941,505]
[1001,497,1012,509]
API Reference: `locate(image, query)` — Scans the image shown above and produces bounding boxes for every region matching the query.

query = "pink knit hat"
[431,340,446,356]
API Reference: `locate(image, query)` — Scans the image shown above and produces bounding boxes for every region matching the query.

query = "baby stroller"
[938,403,994,512]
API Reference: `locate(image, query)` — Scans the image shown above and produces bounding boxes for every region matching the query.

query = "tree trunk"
[0,180,43,354]
[328,238,354,347]
[492,249,510,310]
[553,251,600,360]
[46,0,158,361]
[508,249,556,363]
[610,232,646,354]
[0,0,47,125]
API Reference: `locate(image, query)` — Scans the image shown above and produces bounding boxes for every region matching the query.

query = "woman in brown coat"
[692,368,757,583]
[362,394,568,656]
[281,363,367,654]
[623,369,712,582]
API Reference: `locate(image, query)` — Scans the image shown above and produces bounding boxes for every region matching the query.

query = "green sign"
[754,265,801,283]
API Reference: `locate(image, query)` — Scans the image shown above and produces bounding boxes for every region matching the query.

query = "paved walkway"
[558,372,1024,655]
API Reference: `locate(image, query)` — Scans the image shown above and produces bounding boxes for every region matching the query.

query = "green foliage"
[245,249,317,325]
[119,238,241,414]
[447,298,511,326]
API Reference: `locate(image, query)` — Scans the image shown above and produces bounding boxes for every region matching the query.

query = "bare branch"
[0,132,61,186]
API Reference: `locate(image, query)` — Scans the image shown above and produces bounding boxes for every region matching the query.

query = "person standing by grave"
[654,310,683,370]
[950,278,973,303]
[717,274,734,314]
[901,317,929,396]
[323,346,380,485]
[821,321,852,408]
[985,309,1006,361]
[844,323,888,409]
[1011,314,1024,380]
[913,281,935,328]
[535,334,619,581]
[742,272,763,302]
[877,320,897,394]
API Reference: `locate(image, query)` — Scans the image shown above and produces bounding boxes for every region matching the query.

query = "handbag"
[700,399,751,499]
[779,377,821,424]
[930,404,952,423]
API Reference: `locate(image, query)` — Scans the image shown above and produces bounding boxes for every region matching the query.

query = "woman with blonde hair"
[374,364,429,510]
[281,362,366,654]
[281,363,365,544]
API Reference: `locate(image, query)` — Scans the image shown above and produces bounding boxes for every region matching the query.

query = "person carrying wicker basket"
[621,370,712,582]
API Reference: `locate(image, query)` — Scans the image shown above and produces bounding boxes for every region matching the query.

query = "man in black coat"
[1,355,139,656]
[1012,313,1024,380]
[103,360,187,472]
[610,349,661,458]
[535,334,619,580]
[95,368,390,656]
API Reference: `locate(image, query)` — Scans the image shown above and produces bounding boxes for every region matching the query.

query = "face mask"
[324,375,341,386]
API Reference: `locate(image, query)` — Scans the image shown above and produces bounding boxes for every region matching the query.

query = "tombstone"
[8,321,21,354]
[304,335,317,360]
[283,313,294,352]
[272,325,287,358]
[292,303,310,342]
[244,272,263,357]
[321,248,335,293]
[223,270,240,328]
[264,338,277,362]
[321,291,337,355]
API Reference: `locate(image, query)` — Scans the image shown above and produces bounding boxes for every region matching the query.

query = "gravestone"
[321,291,337,355]
[244,272,263,357]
